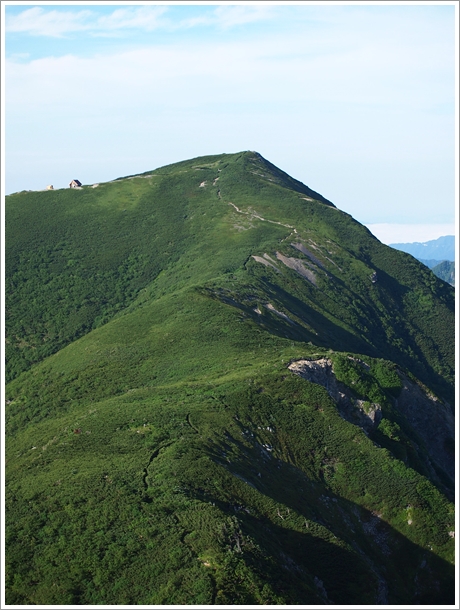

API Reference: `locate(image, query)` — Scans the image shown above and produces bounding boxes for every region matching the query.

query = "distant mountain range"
[389,235,455,262]
[389,236,455,286]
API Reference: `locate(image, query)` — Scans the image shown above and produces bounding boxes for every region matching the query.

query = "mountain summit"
[5,152,455,605]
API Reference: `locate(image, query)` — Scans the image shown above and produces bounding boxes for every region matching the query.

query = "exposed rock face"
[265,303,295,324]
[288,358,382,432]
[251,255,279,272]
[290,242,325,269]
[395,373,455,482]
[275,252,317,285]
[288,358,455,488]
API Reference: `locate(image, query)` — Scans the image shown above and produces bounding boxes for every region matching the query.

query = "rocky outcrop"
[288,358,382,433]
[275,252,317,285]
[288,358,455,488]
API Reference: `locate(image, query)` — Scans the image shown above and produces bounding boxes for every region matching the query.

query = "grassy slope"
[6,151,454,397]
[5,152,455,604]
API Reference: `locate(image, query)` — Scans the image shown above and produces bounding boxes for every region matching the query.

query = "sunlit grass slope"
[5,152,455,604]
[6,152,454,396]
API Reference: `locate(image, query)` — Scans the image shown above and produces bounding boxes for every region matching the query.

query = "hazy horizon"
[4,2,457,244]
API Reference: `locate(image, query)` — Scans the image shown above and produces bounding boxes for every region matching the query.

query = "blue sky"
[3,2,457,244]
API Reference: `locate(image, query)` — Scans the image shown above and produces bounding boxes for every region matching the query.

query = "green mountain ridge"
[431,260,455,287]
[5,151,455,605]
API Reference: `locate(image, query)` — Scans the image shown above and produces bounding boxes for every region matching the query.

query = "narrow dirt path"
[142,442,173,490]
[228,202,297,233]
[186,413,200,434]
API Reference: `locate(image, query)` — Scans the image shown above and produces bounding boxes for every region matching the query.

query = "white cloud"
[93,6,169,33]
[5,22,453,114]
[5,6,171,38]
[5,7,93,37]
[5,5,273,38]
[209,5,275,29]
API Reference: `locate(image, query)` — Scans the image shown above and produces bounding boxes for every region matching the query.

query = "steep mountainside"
[431,260,455,287]
[5,152,455,605]
[404,258,454,287]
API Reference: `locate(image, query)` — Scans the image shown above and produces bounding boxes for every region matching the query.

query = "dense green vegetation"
[5,151,455,604]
